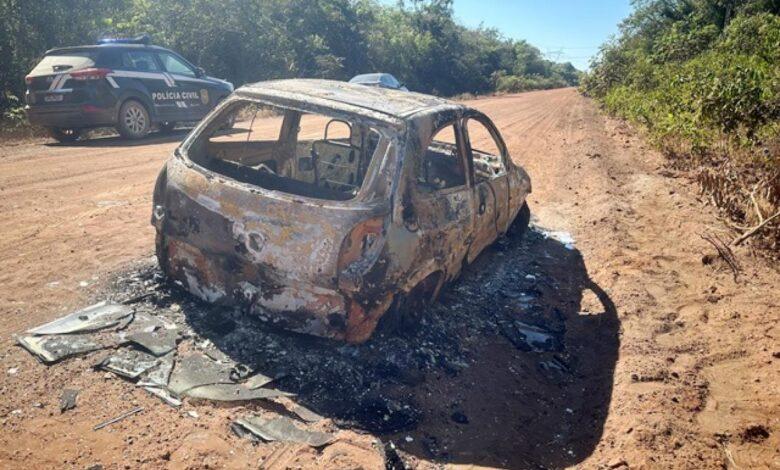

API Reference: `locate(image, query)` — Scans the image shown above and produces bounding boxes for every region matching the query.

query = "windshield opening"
[187,100,386,201]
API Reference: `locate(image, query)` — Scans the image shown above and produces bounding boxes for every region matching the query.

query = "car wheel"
[508,202,531,239]
[117,100,151,139]
[159,121,177,133]
[47,127,81,143]
[155,233,170,276]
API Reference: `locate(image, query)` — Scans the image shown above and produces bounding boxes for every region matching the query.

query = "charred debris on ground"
[15,227,590,463]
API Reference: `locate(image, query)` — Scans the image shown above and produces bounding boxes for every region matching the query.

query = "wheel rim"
[124,103,147,135]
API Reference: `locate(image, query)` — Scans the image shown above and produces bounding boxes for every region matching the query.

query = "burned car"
[152,79,531,342]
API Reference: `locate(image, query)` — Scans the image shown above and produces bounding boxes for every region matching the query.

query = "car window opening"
[417,124,466,190]
[466,118,507,181]
[187,101,384,201]
[29,51,97,76]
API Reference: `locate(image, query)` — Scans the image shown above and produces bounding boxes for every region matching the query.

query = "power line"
[538,45,601,50]
[545,48,564,61]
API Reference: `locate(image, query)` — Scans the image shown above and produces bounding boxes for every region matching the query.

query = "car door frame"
[462,111,512,261]
[112,48,176,123]
[400,114,476,285]
[156,50,216,121]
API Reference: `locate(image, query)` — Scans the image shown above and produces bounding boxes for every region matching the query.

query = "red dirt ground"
[0,88,777,469]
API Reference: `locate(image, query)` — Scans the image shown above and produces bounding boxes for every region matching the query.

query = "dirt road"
[1,88,777,469]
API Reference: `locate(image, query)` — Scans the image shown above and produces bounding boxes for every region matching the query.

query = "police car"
[348,73,408,91]
[24,35,233,142]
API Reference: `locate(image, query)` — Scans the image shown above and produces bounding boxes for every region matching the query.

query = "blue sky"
[385,0,634,70]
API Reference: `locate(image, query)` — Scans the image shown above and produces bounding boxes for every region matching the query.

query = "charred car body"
[152,79,531,342]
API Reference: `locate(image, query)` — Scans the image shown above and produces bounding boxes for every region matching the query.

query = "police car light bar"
[97,34,151,45]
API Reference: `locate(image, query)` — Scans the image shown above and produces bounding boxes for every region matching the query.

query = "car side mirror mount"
[195,67,206,78]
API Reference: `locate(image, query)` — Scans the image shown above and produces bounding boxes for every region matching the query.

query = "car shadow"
[392,228,621,469]
[43,127,248,148]
[125,215,618,469]
[43,129,190,148]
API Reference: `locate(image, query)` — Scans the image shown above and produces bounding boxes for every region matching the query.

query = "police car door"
[115,49,175,122]
[156,51,210,121]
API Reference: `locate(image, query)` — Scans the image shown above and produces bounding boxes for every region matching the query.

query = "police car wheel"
[117,100,150,139]
[159,122,176,133]
[47,127,81,143]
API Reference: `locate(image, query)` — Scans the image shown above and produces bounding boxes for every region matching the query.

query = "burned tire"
[47,127,81,143]
[508,202,530,239]
[155,232,170,276]
[377,274,440,336]
[117,100,151,139]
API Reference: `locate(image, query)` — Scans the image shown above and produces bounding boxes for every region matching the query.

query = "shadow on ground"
[43,128,190,148]
[111,221,619,469]
[44,126,252,148]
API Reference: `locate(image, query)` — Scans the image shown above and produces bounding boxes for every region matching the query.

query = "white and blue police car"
[24,35,233,142]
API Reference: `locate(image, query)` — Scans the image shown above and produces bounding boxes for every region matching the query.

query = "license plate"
[44,94,63,102]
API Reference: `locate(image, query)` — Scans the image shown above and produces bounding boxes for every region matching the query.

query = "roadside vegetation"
[0,0,580,127]
[582,0,780,251]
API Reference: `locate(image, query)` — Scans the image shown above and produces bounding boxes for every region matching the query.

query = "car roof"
[238,79,461,121]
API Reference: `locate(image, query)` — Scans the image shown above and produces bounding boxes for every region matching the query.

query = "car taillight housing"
[338,217,386,293]
[69,68,112,81]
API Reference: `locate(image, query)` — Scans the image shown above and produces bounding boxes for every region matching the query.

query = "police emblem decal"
[200,89,209,105]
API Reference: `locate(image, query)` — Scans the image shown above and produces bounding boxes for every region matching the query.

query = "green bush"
[0,92,26,128]
[718,12,780,63]
[584,3,779,152]
[583,1,780,249]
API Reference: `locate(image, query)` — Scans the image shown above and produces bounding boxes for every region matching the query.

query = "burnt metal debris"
[60,388,79,413]
[290,403,324,423]
[167,354,235,394]
[15,221,592,467]
[151,79,531,343]
[234,415,335,447]
[18,334,103,364]
[17,302,136,364]
[167,354,292,401]
[27,302,133,335]
[93,406,144,431]
[16,292,296,411]
[97,347,160,379]
[15,273,339,442]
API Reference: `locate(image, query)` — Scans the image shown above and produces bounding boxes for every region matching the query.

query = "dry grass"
[662,135,780,254]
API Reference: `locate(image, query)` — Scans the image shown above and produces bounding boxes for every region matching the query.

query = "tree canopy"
[582,0,779,147]
[0,0,581,111]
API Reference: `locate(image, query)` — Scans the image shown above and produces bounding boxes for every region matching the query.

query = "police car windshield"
[186,100,387,201]
[30,51,97,75]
